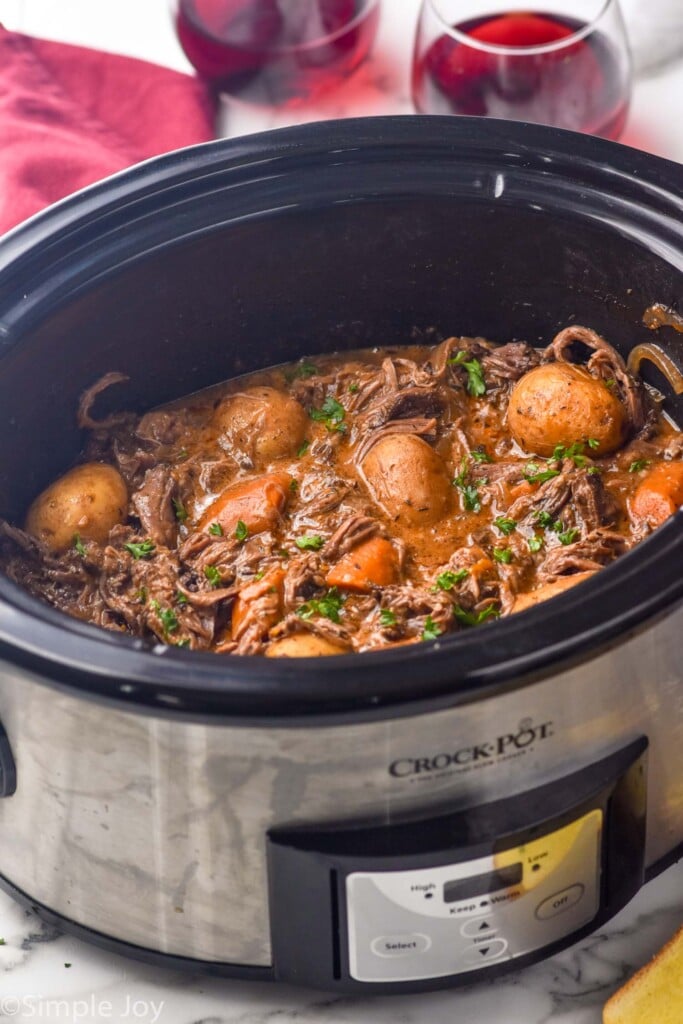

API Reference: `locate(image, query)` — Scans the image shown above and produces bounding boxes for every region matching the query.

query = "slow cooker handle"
[0,721,16,797]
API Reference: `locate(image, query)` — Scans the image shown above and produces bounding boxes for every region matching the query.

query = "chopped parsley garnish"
[471,448,493,463]
[289,479,299,493]
[379,608,397,627]
[524,463,561,485]
[172,498,188,523]
[528,535,544,553]
[452,459,483,512]
[293,361,319,379]
[150,600,179,635]
[348,382,360,394]
[453,604,500,627]
[295,534,324,551]
[175,591,188,605]
[557,527,580,546]
[533,511,579,545]
[296,587,345,624]
[452,458,468,489]
[175,638,191,648]
[448,350,468,365]
[629,459,651,473]
[422,616,443,641]
[253,571,265,581]
[208,522,223,537]
[461,483,482,513]
[73,533,87,557]
[493,516,517,536]
[297,439,310,458]
[234,520,249,543]
[310,396,346,432]
[534,510,556,528]
[433,569,469,592]
[204,565,222,587]
[548,440,598,468]
[448,350,487,397]
[124,539,156,560]
[493,547,513,564]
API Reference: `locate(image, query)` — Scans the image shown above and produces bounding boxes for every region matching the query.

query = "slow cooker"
[0,117,680,993]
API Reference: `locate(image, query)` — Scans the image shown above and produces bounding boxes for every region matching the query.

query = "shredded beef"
[540,529,627,580]
[322,515,382,561]
[77,372,129,430]
[135,409,184,448]
[2,330,677,657]
[131,466,177,547]
[282,554,326,611]
[505,462,615,533]
[481,342,542,387]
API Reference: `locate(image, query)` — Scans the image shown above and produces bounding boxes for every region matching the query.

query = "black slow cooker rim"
[0,116,681,725]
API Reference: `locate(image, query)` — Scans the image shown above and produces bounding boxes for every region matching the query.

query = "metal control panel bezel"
[346,808,602,981]
[267,738,647,992]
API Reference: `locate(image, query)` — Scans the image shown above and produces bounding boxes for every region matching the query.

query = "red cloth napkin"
[0,27,216,234]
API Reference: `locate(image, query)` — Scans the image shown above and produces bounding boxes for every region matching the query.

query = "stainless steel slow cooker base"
[0,601,680,990]
[0,118,681,992]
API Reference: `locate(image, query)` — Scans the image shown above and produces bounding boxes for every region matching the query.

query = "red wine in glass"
[175,0,380,105]
[413,10,630,139]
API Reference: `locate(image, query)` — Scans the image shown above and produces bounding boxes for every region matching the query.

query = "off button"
[370,934,432,958]
[535,884,585,920]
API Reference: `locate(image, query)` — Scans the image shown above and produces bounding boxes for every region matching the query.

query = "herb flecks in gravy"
[2,327,681,657]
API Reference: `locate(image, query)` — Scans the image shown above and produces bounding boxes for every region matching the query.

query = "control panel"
[347,809,601,981]
[267,738,647,992]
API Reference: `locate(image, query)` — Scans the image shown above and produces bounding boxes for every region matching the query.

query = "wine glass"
[412,0,633,139]
[173,0,381,107]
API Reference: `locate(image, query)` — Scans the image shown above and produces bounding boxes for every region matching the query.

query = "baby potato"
[361,435,451,525]
[266,633,349,658]
[512,571,596,614]
[25,462,128,553]
[508,363,627,457]
[213,386,308,466]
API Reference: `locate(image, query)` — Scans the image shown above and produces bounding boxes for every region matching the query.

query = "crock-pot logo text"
[388,719,554,779]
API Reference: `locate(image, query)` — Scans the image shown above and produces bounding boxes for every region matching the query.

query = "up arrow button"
[460,918,498,939]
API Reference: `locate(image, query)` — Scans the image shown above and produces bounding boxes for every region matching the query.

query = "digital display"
[443,863,523,903]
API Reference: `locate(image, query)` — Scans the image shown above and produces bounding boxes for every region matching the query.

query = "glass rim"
[176,0,381,56]
[424,0,615,56]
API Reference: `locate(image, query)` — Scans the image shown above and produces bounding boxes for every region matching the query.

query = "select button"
[370,933,432,958]
[535,884,585,921]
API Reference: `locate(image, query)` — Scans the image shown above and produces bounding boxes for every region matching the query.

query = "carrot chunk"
[630,462,683,527]
[198,472,291,537]
[231,568,285,639]
[326,536,400,593]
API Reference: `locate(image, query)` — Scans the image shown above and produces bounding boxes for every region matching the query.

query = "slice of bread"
[603,925,683,1023]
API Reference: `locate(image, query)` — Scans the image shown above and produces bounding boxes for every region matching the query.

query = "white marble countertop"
[1,1,682,1022]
